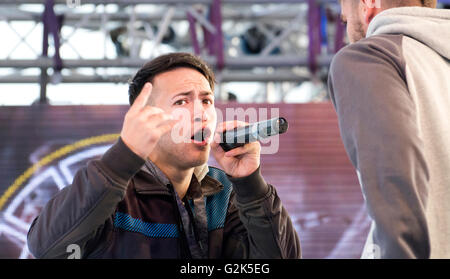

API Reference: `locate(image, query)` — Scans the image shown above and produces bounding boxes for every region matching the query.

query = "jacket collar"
[134,160,223,197]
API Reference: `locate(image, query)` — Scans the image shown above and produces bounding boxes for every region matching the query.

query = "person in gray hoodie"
[328,0,450,258]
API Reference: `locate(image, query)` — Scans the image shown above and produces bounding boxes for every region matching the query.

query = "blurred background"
[0,0,449,259]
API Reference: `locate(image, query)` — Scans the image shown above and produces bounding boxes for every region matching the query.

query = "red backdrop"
[0,103,369,258]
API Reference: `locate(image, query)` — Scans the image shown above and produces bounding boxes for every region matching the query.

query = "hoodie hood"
[367,7,450,60]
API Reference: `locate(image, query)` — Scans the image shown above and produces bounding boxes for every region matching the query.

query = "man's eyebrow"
[171,91,213,100]
[171,91,192,100]
[200,91,214,96]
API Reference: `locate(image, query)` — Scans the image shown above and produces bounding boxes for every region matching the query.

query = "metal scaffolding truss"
[2,0,337,4]
[0,0,345,103]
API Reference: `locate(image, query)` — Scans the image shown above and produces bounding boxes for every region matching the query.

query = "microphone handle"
[219,117,288,152]
[219,125,255,152]
[219,142,245,152]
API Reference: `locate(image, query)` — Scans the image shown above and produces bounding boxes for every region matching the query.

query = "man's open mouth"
[191,127,212,145]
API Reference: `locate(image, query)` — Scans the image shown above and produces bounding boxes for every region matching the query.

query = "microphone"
[219,117,289,152]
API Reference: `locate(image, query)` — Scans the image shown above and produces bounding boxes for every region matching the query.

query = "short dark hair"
[390,0,437,7]
[128,52,216,105]
[421,0,437,7]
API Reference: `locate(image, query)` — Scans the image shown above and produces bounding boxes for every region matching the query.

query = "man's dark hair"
[128,52,216,105]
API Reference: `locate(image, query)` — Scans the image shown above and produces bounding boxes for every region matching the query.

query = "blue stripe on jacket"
[114,212,179,238]
[113,167,233,237]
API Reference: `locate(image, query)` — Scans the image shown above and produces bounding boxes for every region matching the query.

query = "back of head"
[419,0,437,8]
[387,0,437,8]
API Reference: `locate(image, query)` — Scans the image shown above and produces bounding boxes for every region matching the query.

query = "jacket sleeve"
[224,167,301,259]
[27,138,145,258]
[327,35,430,258]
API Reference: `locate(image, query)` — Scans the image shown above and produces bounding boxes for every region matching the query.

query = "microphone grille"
[277,117,289,134]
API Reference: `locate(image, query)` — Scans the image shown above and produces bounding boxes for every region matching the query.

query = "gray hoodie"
[328,7,450,258]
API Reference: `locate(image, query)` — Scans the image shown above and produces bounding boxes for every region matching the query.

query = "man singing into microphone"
[27,52,301,259]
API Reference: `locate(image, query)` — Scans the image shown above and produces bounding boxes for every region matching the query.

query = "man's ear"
[362,0,380,25]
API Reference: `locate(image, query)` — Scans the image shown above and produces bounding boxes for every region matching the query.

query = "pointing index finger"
[132,82,153,111]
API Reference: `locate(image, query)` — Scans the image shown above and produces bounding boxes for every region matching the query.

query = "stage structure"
[0,0,346,103]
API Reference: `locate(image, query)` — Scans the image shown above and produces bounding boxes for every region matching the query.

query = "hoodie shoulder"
[331,34,406,83]
[328,34,408,106]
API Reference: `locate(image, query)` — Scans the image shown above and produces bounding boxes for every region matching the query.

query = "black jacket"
[27,138,301,259]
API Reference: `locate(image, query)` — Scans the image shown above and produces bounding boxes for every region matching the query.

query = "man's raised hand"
[120,82,179,159]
